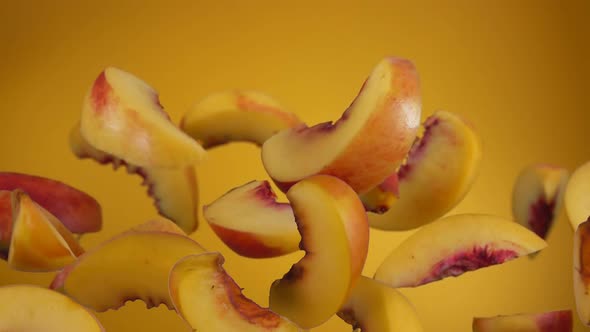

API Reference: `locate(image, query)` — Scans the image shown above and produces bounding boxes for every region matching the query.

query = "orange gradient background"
[1,1,589,331]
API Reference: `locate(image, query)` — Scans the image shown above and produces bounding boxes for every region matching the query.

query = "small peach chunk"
[565,161,590,230]
[473,310,572,332]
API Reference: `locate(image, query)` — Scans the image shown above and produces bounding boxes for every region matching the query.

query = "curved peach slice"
[364,111,482,230]
[262,57,421,194]
[473,310,572,332]
[50,219,205,311]
[337,276,423,332]
[374,214,547,288]
[0,190,12,257]
[169,252,303,331]
[0,284,104,332]
[574,218,590,325]
[181,90,301,148]
[0,172,101,234]
[565,161,590,230]
[8,190,84,272]
[80,67,205,168]
[512,164,569,239]
[204,181,300,258]
[269,175,369,329]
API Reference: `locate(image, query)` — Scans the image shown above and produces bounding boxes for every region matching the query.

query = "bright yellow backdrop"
[1,1,589,331]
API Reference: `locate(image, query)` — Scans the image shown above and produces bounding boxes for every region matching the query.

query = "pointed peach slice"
[565,161,590,230]
[0,172,102,234]
[181,90,301,148]
[337,276,423,332]
[169,252,303,331]
[204,181,300,258]
[512,164,569,239]
[574,218,590,325]
[269,175,369,329]
[374,214,547,288]
[8,190,84,272]
[473,310,572,332]
[50,219,205,311]
[364,111,482,230]
[262,57,421,194]
[0,190,12,257]
[0,284,104,332]
[80,67,206,168]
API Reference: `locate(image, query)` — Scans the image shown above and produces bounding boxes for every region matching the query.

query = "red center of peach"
[91,72,111,113]
[528,197,555,239]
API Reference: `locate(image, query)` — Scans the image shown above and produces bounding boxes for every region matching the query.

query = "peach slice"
[364,111,482,230]
[181,90,301,148]
[50,219,205,311]
[204,180,300,258]
[374,214,547,288]
[565,161,590,230]
[337,276,423,332]
[70,124,199,233]
[0,190,12,257]
[0,284,104,332]
[573,218,590,325]
[80,67,206,168]
[262,57,421,194]
[169,252,303,331]
[0,172,102,234]
[269,175,369,329]
[512,164,569,239]
[8,190,84,272]
[473,310,572,332]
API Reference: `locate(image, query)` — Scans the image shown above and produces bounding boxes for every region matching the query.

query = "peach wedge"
[364,111,482,230]
[574,218,590,325]
[269,175,369,329]
[565,161,590,230]
[262,57,421,194]
[473,310,572,332]
[181,90,301,148]
[0,284,104,332]
[169,252,303,331]
[374,214,546,288]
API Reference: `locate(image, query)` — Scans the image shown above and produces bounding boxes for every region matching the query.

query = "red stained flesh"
[528,197,555,239]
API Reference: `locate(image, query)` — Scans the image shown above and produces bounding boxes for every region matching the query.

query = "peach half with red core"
[181,90,301,148]
[50,219,205,311]
[262,57,421,194]
[565,160,590,230]
[0,285,105,332]
[363,110,482,230]
[269,175,369,329]
[80,67,206,168]
[573,218,590,325]
[473,310,572,332]
[204,180,300,258]
[374,214,546,288]
[169,252,304,331]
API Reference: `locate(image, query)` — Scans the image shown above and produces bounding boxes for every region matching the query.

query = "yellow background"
[1,1,589,331]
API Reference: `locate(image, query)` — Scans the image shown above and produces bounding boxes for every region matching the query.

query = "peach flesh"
[579,217,590,286]
[535,311,573,331]
[208,224,288,258]
[397,115,438,181]
[529,197,556,239]
[0,191,11,257]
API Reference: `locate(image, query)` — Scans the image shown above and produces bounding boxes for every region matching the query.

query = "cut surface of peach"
[565,160,590,230]
[269,175,369,329]
[473,310,572,332]
[204,180,300,258]
[169,252,303,331]
[574,218,590,325]
[374,214,547,288]
[0,284,104,332]
[0,190,12,256]
[364,110,482,230]
[262,57,421,194]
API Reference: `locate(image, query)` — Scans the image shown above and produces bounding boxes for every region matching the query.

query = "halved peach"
[181,90,301,148]
[473,310,572,332]
[269,175,369,329]
[262,57,421,194]
[512,164,569,239]
[337,276,423,332]
[374,214,546,288]
[50,219,205,311]
[565,161,590,230]
[204,180,300,258]
[364,111,482,230]
[0,284,104,332]
[574,218,590,325]
[169,252,303,331]
[0,190,12,257]
[80,67,205,168]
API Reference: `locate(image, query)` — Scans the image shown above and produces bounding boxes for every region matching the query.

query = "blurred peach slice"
[574,218,590,325]
[565,161,590,230]
[473,310,572,332]
[374,214,546,288]
[0,190,12,257]
[262,57,421,194]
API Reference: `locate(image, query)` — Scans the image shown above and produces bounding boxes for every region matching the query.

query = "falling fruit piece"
[473,310,572,332]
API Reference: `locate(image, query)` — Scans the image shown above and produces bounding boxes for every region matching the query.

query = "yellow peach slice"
[374,214,546,288]
[204,180,300,258]
[512,164,569,239]
[565,161,590,230]
[269,175,369,329]
[337,276,423,332]
[50,219,205,311]
[473,310,572,332]
[0,284,104,332]
[574,219,590,325]
[169,252,303,331]
[262,57,421,194]
[0,190,12,257]
[181,90,301,148]
[80,67,205,168]
[364,111,482,230]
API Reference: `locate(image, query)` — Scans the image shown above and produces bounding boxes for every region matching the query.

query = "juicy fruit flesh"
[473,310,572,332]
[529,197,555,239]
[579,221,590,285]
